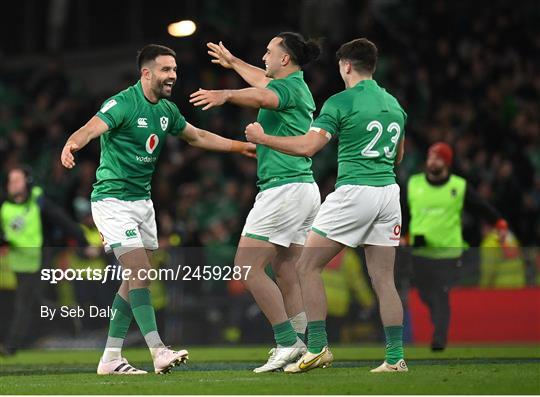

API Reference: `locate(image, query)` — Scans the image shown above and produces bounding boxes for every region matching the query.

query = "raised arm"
[207,41,271,88]
[180,122,256,158]
[244,122,329,158]
[61,116,109,169]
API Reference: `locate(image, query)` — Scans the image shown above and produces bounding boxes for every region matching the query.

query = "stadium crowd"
[0,1,538,345]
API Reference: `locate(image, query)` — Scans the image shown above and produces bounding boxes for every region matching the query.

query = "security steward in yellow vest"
[403,143,508,351]
[0,166,88,356]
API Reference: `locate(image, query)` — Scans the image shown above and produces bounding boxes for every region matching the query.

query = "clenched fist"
[244,122,266,145]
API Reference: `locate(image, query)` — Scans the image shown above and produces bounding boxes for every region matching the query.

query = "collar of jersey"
[281,70,303,80]
[135,80,161,105]
[353,79,377,89]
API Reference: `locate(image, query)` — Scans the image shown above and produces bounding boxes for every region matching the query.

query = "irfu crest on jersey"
[160,117,168,131]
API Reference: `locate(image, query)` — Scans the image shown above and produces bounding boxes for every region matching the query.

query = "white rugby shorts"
[242,182,321,247]
[91,198,158,258]
[312,184,401,247]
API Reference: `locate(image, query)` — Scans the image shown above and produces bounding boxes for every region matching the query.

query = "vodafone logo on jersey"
[145,134,159,154]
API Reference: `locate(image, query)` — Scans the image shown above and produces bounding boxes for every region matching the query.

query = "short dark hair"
[9,164,33,182]
[137,44,176,70]
[276,32,321,67]
[336,38,378,74]
[7,164,34,191]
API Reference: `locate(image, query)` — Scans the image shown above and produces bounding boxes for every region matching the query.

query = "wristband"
[230,140,245,153]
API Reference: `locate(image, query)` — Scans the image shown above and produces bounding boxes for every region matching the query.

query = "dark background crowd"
[0,0,538,346]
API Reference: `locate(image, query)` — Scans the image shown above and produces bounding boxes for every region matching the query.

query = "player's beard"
[264,62,276,78]
[154,79,174,99]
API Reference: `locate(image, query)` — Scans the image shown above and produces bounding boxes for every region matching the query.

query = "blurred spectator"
[322,248,376,343]
[480,228,526,288]
[0,166,89,355]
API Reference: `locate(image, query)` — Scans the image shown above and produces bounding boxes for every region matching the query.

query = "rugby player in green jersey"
[190,33,321,372]
[245,38,408,373]
[60,44,255,375]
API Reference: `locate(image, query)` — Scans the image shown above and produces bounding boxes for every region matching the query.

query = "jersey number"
[361,120,401,158]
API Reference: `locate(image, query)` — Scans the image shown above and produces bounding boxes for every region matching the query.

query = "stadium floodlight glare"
[168,20,197,37]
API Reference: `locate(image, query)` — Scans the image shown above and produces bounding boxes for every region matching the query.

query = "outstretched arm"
[61,116,109,169]
[207,41,271,88]
[190,87,279,110]
[181,122,256,158]
[244,122,329,157]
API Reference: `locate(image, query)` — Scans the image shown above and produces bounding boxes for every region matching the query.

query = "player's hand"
[244,122,266,144]
[207,41,236,69]
[189,89,229,110]
[241,142,257,159]
[61,142,80,169]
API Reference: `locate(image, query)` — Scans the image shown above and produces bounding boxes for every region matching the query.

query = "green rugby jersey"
[256,70,315,191]
[312,79,407,187]
[92,81,186,201]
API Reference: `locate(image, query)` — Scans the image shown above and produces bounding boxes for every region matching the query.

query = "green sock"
[384,325,404,365]
[272,320,297,347]
[129,288,158,336]
[108,294,133,338]
[307,320,327,354]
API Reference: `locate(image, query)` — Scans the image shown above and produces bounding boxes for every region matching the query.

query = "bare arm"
[61,116,109,169]
[395,137,405,165]
[244,122,330,157]
[181,122,256,158]
[207,41,271,88]
[190,87,279,110]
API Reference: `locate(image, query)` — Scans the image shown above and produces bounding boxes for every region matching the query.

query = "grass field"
[1,345,539,394]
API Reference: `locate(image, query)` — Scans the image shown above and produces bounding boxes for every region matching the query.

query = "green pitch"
[1,345,539,394]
